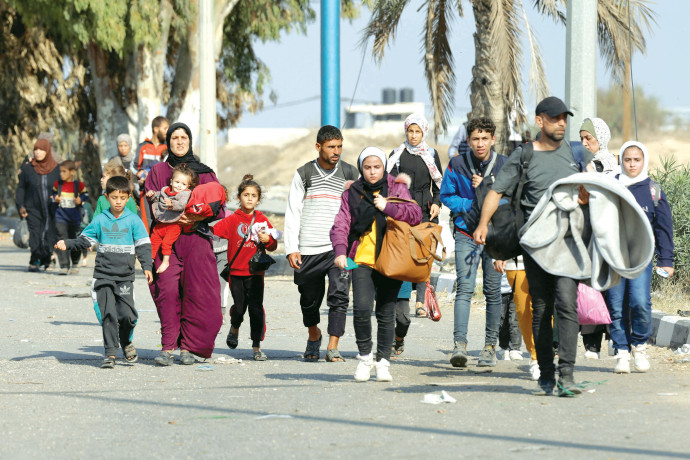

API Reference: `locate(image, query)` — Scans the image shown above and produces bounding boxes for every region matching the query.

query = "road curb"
[650,310,690,348]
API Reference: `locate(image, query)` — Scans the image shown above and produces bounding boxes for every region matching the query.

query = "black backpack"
[464,142,585,261]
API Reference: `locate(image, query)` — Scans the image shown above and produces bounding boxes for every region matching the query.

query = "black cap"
[535,97,574,117]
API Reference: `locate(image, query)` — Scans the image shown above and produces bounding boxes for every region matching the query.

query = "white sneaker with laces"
[375,358,393,382]
[354,354,375,382]
[509,350,524,361]
[584,350,600,359]
[632,344,650,372]
[529,359,540,381]
[614,350,631,374]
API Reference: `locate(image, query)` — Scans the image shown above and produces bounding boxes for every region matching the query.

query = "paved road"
[1,238,689,459]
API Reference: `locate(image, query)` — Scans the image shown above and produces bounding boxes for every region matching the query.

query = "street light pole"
[199,0,217,172]
[321,0,340,127]
[565,0,598,142]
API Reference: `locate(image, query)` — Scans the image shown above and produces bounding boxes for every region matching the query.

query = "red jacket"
[212,209,277,276]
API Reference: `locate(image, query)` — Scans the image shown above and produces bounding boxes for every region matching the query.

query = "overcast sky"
[236,1,680,131]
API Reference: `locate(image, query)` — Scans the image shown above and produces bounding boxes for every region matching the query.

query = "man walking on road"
[473,97,594,396]
[137,116,169,231]
[284,125,359,362]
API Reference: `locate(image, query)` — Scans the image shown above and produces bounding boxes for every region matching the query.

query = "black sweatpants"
[229,274,265,348]
[56,221,82,268]
[91,278,138,357]
[352,266,402,362]
[294,251,350,337]
[26,211,54,267]
[498,292,522,351]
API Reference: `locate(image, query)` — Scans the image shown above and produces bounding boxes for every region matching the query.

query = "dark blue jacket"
[440,150,507,233]
[625,177,674,267]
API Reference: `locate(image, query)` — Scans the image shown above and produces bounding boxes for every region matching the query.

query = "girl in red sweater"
[212,175,278,360]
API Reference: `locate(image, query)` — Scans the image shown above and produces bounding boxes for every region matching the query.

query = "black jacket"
[15,159,60,216]
[390,148,442,222]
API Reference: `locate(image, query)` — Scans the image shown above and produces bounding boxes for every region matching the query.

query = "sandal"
[416,306,427,317]
[325,348,345,362]
[123,344,138,363]
[101,356,115,369]
[303,335,322,361]
[253,350,267,361]
[226,329,239,349]
[393,338,405,356]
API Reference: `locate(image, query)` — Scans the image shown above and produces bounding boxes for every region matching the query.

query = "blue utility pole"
[321,0,340,127]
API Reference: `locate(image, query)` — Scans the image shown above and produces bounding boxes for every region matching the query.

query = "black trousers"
[229,274,265,347]
[26,211,54,266]
[395,299,411,339]
[352,266,402,362]
[294,251,350,337]
[92,278,138,357]
[523,253,579,380]
[56,221,82,268]
[499,292,522,351]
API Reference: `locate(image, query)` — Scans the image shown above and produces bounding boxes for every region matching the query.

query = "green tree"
[597,86,667,138]
[363,0,655,151]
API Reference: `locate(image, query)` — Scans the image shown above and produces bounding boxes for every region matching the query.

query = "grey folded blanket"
[519,173,653,290]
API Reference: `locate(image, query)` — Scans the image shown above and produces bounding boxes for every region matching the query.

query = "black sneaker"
[154,350,174,366]
[533,378,555,396]
[477,345,497,367]
[450,342,468,367]
[557,374,582,397]
[226,329,239,349]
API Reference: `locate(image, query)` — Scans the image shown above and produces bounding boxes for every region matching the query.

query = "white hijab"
[388,113,443,188]
[583,118,618,174]
[618,140,649,186]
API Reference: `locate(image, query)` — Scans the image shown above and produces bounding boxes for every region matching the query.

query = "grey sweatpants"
[91,278,138,356]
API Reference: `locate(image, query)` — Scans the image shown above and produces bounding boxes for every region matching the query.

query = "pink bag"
[576,283,611,325]
[424,281,442,322]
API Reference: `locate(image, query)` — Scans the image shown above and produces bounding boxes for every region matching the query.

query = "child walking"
[55,176,153,368]
[93,164,138,218]
[608,141,674,374]
[52,160,89,274]
[212,175,278,361]
[146,164,197,273]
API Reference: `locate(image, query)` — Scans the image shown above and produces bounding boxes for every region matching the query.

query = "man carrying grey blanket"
[473,97,594,397]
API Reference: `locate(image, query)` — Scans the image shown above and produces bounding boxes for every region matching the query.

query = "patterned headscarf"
[388,113,442,188]
[580,117,618,174]
[618,141,649,186]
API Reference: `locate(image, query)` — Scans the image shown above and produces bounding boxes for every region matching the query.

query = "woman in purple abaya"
[145,122,225,366]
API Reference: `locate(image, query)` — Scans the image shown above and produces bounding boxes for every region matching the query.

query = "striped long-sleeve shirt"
[284,160,356,256]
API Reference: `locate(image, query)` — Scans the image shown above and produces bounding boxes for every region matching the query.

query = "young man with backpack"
[284,125,359,362]
[473,97,594,396]
[440,118,508,368]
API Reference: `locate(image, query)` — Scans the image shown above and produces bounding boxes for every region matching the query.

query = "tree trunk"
[87,42,128,161]
[468,0,510,155]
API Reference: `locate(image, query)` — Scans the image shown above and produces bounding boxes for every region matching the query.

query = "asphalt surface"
[1,238,689,459]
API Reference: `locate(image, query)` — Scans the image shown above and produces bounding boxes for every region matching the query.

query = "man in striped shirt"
[284,125,359,362]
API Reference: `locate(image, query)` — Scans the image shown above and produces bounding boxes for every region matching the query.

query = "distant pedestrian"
[137,116,170,232]
[608,141,674,374]
[284,125,359,362]
[212,175,279,361]
[55,176,153,368]
[15,139,60,272]
[51,160,89,274]
[331,147,422,382]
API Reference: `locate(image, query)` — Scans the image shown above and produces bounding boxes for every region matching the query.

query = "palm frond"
[423,0,456,138]
[488,0,525,129]
[521,1,550,107]
[532,0,566,24]
[597,0,656,84]
[360,0,414,62]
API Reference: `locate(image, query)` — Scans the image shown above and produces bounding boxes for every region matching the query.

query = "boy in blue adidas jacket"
[439,117,508,369]
[56,176,153,368]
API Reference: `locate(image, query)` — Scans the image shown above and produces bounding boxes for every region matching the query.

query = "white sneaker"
[632,344,650,372]
[584,350,600,359]
[614,350,631,374]
[375,358,393,382]
[354,354,374,382]
[500,348,511,361]
[529,360,540,381]
[509,350,524,361]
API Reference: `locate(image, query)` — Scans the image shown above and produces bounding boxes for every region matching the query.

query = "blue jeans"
[605,262,653,352]
[453,233,501,346]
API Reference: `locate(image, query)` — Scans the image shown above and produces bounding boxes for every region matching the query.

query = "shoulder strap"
[341,161,359,181]
[297,160,316,192]
[650,180,661,208]
[57,180,64,197]
[463,151,477,176]
[512,143,533,209]
[227,214,256,269]
[484,151,498,177]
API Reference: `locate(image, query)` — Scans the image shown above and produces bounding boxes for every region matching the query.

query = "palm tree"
[362,0,655,151]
